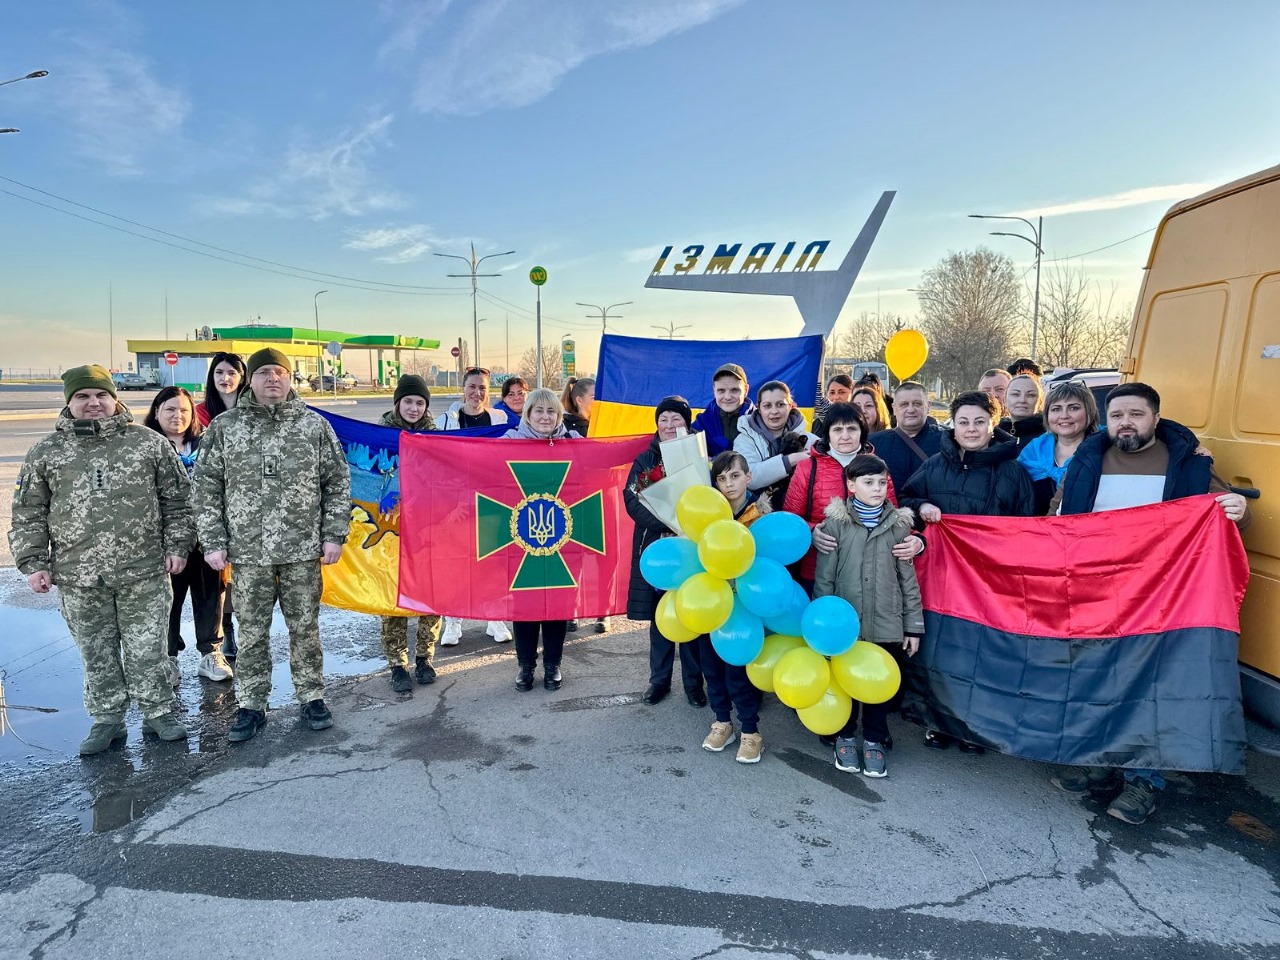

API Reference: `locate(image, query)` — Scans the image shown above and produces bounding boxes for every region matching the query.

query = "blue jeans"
[1124,769,1166,789]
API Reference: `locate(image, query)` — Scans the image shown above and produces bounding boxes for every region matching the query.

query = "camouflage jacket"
[9,405,194,587]
[378,409,437,432]
[193,391,351,564]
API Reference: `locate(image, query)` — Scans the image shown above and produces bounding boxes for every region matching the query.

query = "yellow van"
[1123,164,1280,726]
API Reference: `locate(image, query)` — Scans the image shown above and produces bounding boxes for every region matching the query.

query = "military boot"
[142,712,190,742]
[79,721,127,756]
[515,663,536,692]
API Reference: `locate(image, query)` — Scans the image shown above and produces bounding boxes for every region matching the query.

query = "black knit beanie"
[654,395,693,430]
[394,374,430,405]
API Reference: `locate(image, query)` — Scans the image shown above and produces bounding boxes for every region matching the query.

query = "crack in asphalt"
[27,880,104,960]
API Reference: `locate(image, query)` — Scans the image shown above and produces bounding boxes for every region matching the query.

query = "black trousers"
[838,699,890,744]
[514,620,567,666]
[697,635,760,733]
[648,619,703,692]
[168,551,226,656]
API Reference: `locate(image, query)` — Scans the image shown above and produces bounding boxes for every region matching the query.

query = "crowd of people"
[8,347,1251,826]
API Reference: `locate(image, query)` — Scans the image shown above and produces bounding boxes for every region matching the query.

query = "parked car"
[309,373,358,391]
[1042,367,1119,412]
[111,372,148,391]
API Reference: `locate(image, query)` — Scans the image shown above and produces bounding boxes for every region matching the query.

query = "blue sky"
[1,0,1277,372]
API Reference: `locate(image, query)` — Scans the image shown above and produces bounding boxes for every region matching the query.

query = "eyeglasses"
[464,367,490,377]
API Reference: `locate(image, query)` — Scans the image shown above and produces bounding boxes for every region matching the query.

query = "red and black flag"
[907,496,1250,773]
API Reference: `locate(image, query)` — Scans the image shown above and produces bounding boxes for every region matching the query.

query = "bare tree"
[834,310,909,361]
[915,248,1024,396]
[516,343,563,390]
[1034,262,1134,371]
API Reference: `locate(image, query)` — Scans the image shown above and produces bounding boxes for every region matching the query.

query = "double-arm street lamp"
[313,290,329,381]
[1,69,48,135]
[434,243,515,369]
[575,301,633,336]
[969,213,1044,360]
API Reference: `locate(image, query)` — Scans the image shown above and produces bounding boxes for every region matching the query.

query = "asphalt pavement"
[0,560,1278,959]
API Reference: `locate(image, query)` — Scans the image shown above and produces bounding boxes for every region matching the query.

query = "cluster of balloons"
[639,486,902,736]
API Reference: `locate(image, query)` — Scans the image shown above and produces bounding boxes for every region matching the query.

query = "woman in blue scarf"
[1018,380,1099,515]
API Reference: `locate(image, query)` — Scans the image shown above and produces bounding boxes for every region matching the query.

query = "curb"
[0,409,62,422]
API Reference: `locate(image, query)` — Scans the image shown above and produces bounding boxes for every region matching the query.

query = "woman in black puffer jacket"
[624,396,704,708]
[899,391,1036,520]
[898,390,1035,753]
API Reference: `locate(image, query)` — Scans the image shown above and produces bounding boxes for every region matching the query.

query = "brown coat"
[813,499,924,644]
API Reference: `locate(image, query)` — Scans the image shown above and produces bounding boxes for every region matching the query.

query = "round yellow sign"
[529,266,548,286]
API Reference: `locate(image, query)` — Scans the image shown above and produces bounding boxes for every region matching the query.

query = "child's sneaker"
[833,736,860,772]
[862,741,888,778]
[702,721,736,752]
[736,732,763,764]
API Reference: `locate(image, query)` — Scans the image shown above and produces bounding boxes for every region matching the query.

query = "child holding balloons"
[813,454,924,778]
[702,452,768,763]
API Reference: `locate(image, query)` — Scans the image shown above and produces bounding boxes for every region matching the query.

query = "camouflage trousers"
[380,614,441,668]
[59,576,174,722]
[234,560,324,711]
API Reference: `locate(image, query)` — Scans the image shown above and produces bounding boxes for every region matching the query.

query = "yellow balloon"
[773,647,831,710]
[746,634,806,692]
[885,329,929,380]
[831,643,901,704]
[677,486,732,541]
[697,518,756,580]
[797,683,854,736]
[655,591,698,643]
[674,572,734,634]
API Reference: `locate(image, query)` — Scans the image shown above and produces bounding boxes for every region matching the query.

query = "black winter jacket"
[624,435,671,620]
[900,429,1037,518]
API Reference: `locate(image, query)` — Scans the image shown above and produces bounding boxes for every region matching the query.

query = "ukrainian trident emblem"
[475,461,606,589]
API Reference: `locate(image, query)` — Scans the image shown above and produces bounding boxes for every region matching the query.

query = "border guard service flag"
[907,496,1250,774]
[313,408,506,617]
[397,433,652,621]
[592,333,824,438]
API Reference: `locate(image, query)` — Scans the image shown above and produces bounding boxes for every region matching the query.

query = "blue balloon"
[735,557,793,618]
[711,602,766,666]
[764,582,810,636]
[800,595,860,657]
[750,512,812,566]
[639,537,704,591]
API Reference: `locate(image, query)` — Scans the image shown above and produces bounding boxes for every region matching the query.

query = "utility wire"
[0,174,466,291]
[1044,228,1156,263]
[0,188,470,297]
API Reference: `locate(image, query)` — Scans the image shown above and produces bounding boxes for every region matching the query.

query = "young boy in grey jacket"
[814,454,924,778]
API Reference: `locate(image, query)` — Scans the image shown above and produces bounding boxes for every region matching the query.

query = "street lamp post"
[968,213,1044,360]
[651,322,691,340]
[313,290,328,384]
[576,301,633,337]
[433,243,515,369]
[0,70,49,88]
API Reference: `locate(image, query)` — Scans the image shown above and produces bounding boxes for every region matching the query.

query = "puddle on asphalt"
[0,581,385,773]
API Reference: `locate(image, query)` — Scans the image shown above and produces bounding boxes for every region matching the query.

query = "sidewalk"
[1,567,1278,959]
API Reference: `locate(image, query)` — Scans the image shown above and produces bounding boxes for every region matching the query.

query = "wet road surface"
[1,563,1278,960]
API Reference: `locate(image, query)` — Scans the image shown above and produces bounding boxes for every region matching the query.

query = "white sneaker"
[440,618,462,646]
[487,621,512,644]
[165,656,181,687]
[198,650,234,682]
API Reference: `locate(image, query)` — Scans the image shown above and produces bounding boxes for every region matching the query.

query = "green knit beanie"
[394,374,430,405]
[245,348,293,381]
[62,364,117,402]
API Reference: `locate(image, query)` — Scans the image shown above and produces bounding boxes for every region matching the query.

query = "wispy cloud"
[382,0,745,115]
[199,115,402,219]
[344,223,465,263]
[54,8,190,177]
[1005,183,1212,219]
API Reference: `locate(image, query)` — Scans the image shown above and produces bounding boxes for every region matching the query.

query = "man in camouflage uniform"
[9,364,193,755]
[193,348,351,742]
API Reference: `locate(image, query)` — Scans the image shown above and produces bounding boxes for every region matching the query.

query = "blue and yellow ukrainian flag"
[592,333,825,437]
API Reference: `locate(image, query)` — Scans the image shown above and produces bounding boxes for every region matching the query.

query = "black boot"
[543,663,562,691]
[515,663,536,692]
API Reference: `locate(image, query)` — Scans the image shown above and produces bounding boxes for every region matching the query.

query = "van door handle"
[1230,478,1260,499]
